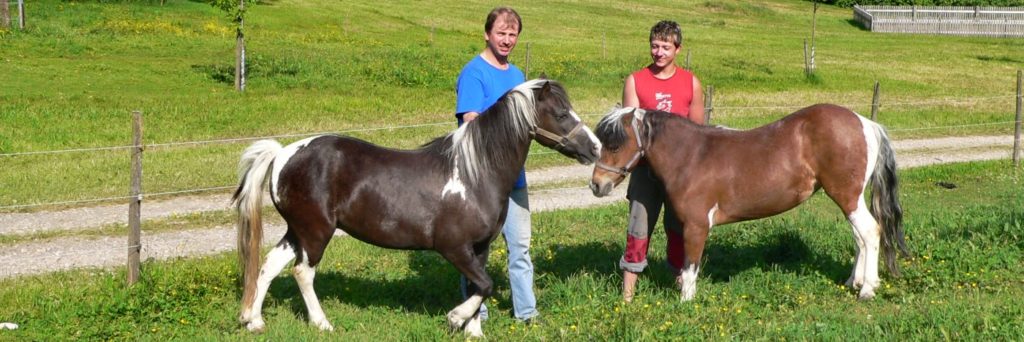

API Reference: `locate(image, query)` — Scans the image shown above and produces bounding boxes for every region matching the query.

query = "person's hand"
[463,112,480,122]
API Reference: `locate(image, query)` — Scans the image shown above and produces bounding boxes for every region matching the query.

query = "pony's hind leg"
[293,254,334,331]
[289,222,337,332]
[241,240,297,332]
[847,204,882,300]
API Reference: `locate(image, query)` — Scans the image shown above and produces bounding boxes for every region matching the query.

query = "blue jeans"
[461,187,538,321]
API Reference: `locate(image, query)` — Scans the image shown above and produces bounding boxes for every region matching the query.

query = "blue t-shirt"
[455,55,528,188]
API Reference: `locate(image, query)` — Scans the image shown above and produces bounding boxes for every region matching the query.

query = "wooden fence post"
[1013,70,1022,167]
[803,39,809,75]
[704,85,714,124]
[16,0,23,30]
[1,0,9,28]
[871,81,881,121]
[525,42,531,79]
[234,0,246,92]
[128,111,143,285]
[685,49,691,70]
[809,1,817,73]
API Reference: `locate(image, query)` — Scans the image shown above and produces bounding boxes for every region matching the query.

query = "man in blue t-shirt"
[454,6,538,324]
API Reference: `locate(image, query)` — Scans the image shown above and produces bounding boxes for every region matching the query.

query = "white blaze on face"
[442,158,467,200]
[271,136,320,201]
[572,109,602,154]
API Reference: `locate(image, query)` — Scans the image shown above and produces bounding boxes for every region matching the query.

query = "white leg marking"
[270,136,320,201]
[447,294,483,332]
[679,264,700,302]
[849,203,881,300]
[707,203,719,229]
[244,243,296,332]
[441,159,467,200]
[464,314,484,337]
[294,253,334,331]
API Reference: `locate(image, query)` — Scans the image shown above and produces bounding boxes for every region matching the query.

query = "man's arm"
[622,74,639,108]
[689,76,705,125]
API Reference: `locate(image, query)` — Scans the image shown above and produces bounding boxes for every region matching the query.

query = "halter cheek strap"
[595,115,645,177]
[532,121,585,153]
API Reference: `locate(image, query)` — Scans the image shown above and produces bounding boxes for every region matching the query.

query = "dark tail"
[868,122,909,277]
[231,139,282,316]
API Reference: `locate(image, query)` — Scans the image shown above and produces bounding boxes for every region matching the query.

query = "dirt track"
[0,135,1016,279]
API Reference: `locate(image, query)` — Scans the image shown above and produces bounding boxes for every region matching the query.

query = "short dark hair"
[649,20,682,47]
[485,7,522,34]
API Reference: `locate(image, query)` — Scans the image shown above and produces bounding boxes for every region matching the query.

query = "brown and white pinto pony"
[232,79,600,336]
[590,104,908,301]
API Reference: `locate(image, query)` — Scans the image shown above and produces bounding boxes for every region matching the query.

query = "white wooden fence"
[854,5,1024,37]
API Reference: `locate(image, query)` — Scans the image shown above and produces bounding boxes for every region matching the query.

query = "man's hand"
[463,112,480,122]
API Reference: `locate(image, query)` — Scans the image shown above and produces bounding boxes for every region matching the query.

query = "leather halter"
[532,121,586,153]
[595,114,645,177]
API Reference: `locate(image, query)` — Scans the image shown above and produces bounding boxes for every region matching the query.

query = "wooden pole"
[1014,70,1022,167]
[1,0,9,28]
[803,39,809,76]
[810,1,817,73]
[871,81,881,121]
[127,111,143,285]
[602,32,606,60]
[234,0,246,92]
[525,42,531,79]
[16,0,23,30]
[704,85,714,124]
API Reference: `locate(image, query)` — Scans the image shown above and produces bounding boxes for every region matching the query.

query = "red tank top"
[632,67,694,118]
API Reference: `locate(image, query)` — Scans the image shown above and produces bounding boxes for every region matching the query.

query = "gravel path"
[0,134,1016,279]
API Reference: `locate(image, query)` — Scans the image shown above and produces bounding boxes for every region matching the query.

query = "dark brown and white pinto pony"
[590,104,908,301]
[232,79,600,336]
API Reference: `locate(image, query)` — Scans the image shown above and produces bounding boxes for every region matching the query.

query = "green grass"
[1,0,1022,209]
[0,160,1021,340]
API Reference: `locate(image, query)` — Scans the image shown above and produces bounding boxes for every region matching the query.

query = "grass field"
[1,0,1022,210]
[0,157,1021,340]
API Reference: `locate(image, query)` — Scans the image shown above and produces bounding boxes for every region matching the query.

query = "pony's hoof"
[858,288,876,300]
[446,312,466,332]
[312,319,335,332]
[245,318,266,333]
[845,277,863,289]
[464,315,484,337]
[239,310,253,324]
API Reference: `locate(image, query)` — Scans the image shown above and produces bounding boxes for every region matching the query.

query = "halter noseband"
[595,114,645,177]
[531,121,586,154]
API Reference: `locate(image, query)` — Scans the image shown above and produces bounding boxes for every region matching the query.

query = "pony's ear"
[632,108,647,121]
[540,78,552,95]
[537,72,548,80]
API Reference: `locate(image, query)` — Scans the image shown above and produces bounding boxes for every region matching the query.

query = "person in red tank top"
[619,20,705,303]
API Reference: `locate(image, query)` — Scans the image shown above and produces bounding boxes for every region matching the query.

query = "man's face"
[649,39,680,68]
[485,17,520,58]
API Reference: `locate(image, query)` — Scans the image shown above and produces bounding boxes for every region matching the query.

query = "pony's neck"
[454,92,535,188]
[644,112,702,174]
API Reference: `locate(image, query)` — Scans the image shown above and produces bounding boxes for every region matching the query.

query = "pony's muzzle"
[590,179,613,197]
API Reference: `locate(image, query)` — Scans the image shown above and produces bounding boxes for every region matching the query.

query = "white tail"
[232,139,283,315]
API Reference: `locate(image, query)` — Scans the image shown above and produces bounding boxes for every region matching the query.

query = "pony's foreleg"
[679,220,710,302]
[442,246,492,337]
[848,205,882,299]
[293,256,334,331]
[241,241,297,332]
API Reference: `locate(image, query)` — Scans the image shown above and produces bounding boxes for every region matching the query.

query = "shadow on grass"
[260,229,852,321]
[703,229,849,284]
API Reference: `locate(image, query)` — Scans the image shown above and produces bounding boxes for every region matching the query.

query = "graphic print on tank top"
[654,92,673,112]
